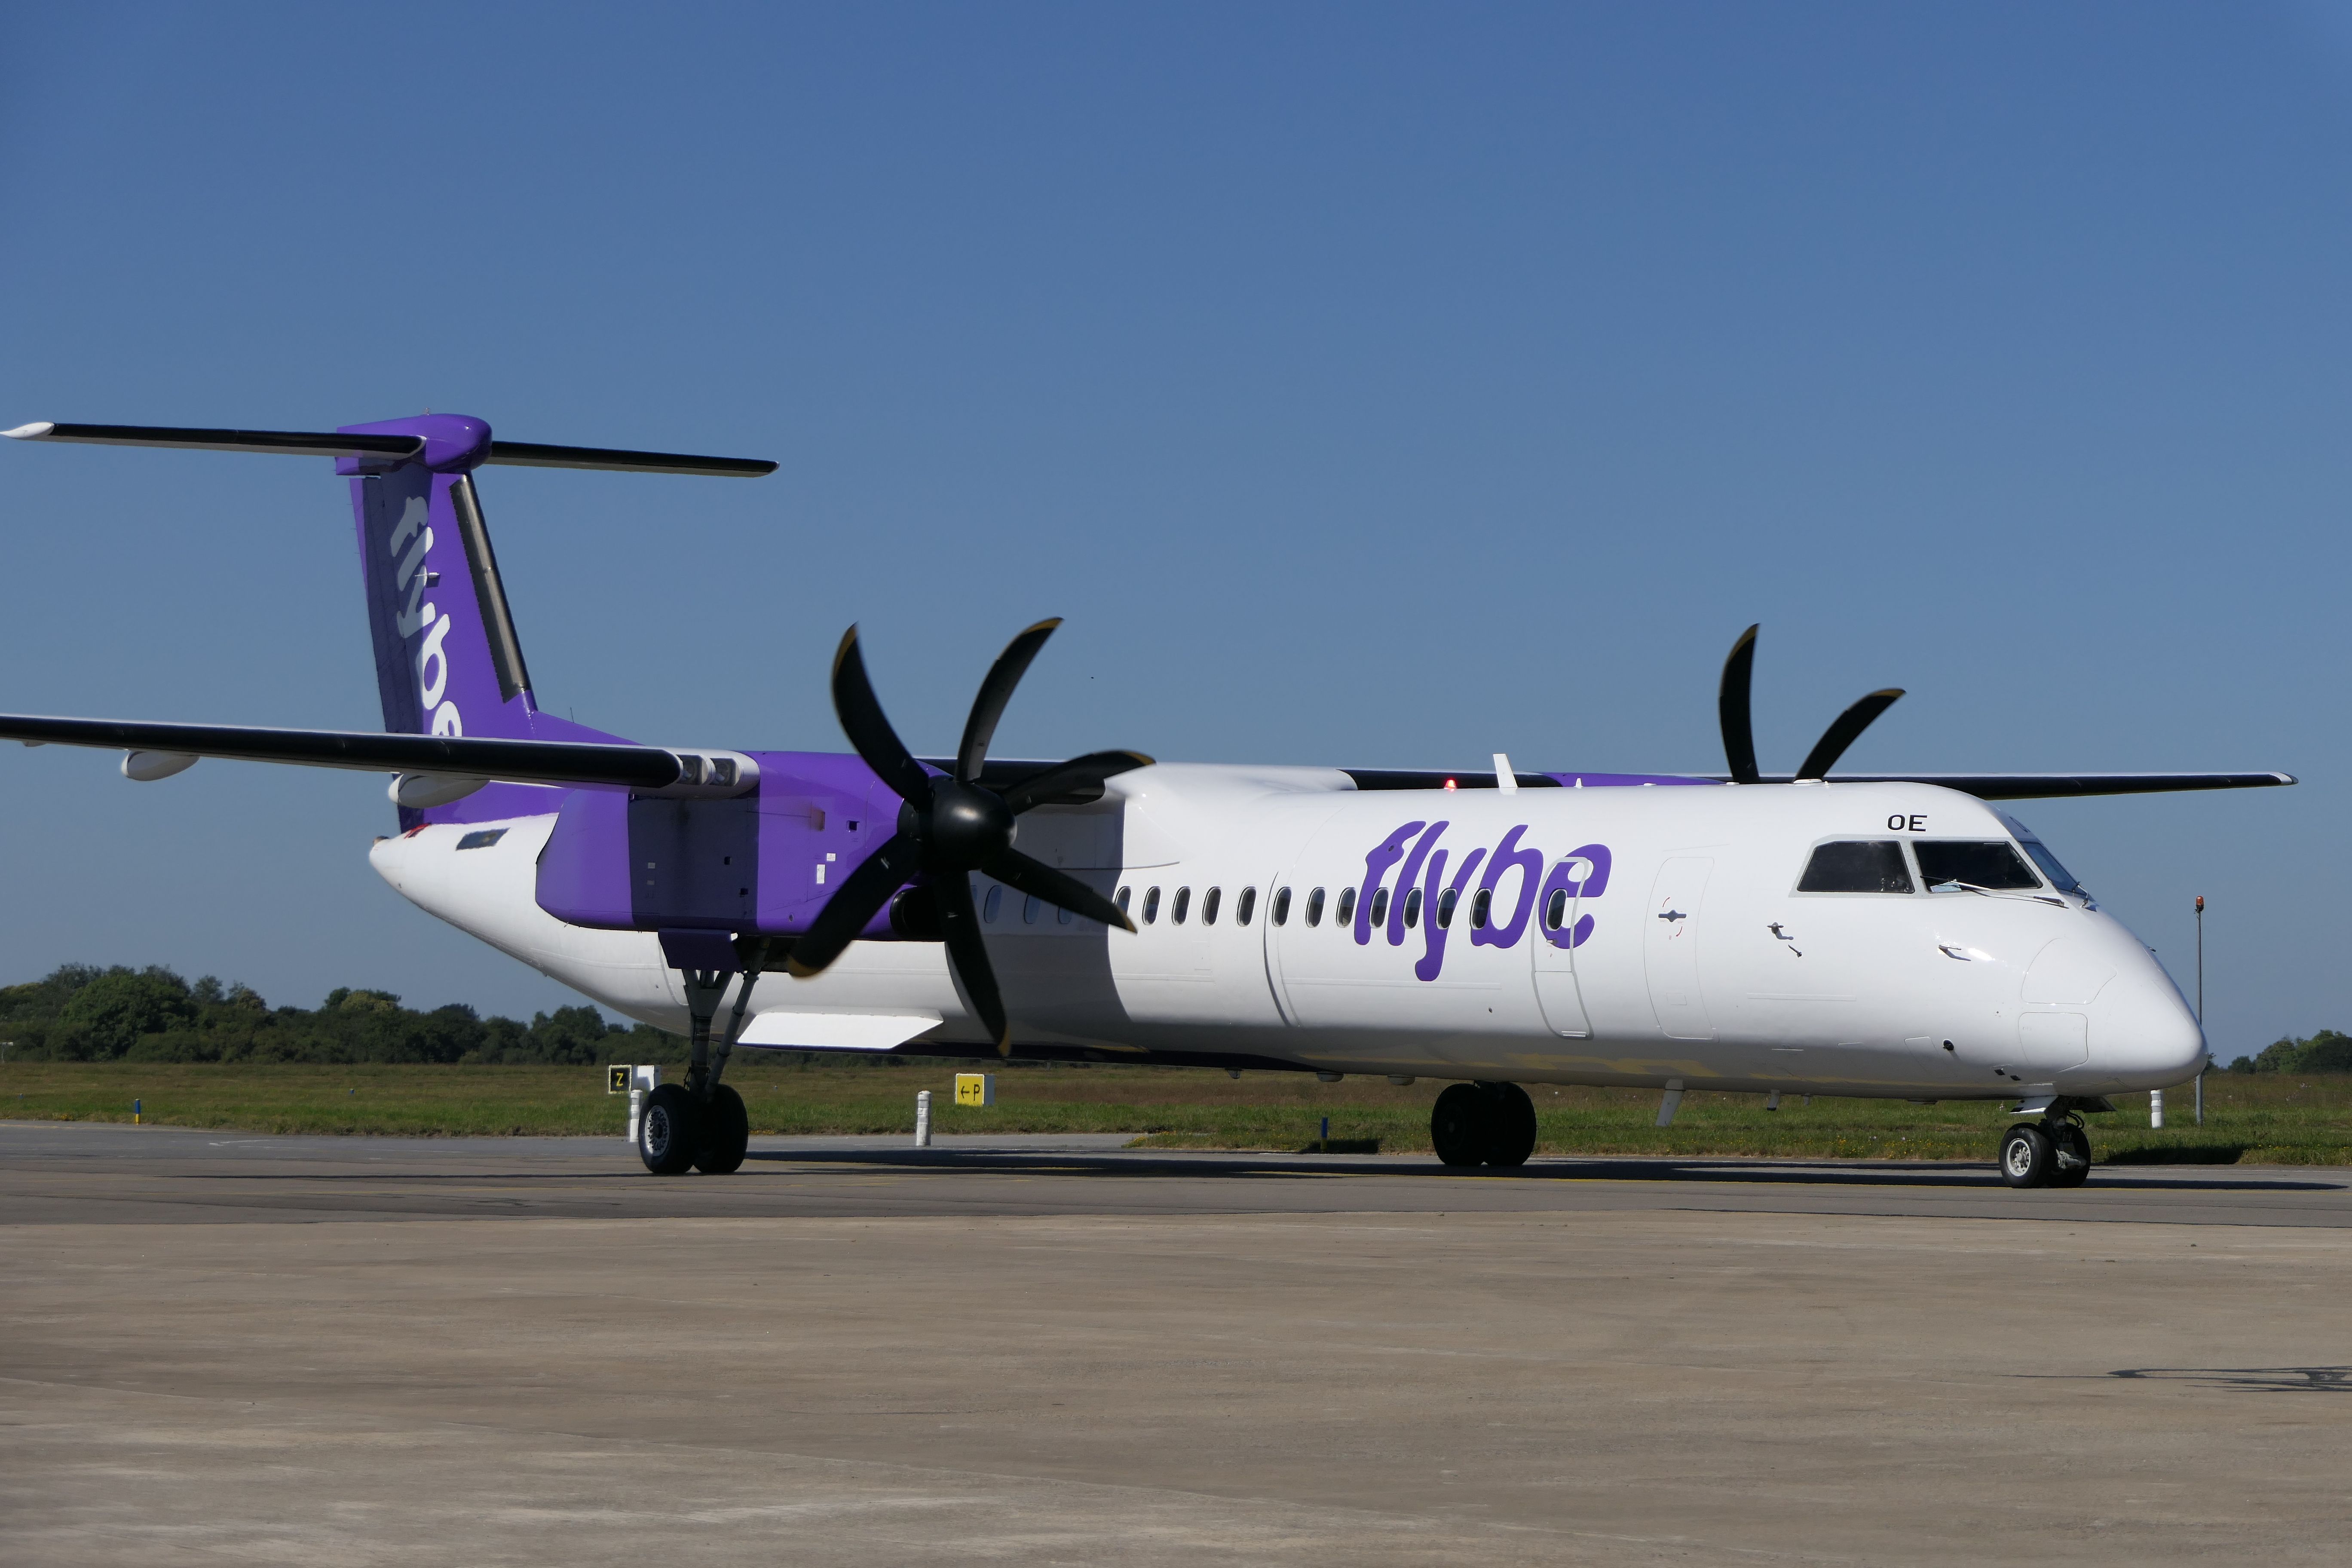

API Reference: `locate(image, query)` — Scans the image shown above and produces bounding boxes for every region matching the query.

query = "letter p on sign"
[955,1073,994,1108]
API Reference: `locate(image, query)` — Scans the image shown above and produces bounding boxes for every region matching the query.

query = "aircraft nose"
[2093,962,2206,1086]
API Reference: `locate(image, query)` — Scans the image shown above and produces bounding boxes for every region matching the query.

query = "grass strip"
[2,1060,2346,1164]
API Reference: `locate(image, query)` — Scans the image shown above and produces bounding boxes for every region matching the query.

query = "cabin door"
[1530,854,1594,1038]
[1644,857,1716,1041]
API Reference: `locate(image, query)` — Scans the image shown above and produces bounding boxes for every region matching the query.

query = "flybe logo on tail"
[389,496,462,737]
[1358,820,1612,981]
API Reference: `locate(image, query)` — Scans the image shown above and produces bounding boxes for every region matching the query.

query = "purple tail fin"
[342,416,540,743]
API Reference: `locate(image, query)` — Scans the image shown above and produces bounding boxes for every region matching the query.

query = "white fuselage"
[369,766,2206,1100]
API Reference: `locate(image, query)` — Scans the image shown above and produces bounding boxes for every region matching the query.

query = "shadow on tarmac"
[741,1147,2345,1191]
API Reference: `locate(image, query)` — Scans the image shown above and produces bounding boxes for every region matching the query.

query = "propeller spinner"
[786,619,1150,1054]
[1718,624,1904,784]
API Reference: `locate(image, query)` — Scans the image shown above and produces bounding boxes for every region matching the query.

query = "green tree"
[58,968,198,1058]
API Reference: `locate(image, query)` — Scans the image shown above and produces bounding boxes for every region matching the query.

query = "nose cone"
[2089,943,2207,1088]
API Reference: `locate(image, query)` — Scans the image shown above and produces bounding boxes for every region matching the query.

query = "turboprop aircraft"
[2,415,2295,1186]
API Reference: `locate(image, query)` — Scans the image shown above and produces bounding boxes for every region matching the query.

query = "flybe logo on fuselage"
[1356,819,1612,982]
[389,495,462,737]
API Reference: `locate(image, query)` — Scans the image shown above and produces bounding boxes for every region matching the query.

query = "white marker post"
[625,1065,658,1144]
[915,1089,932,1148]
[2150,1089,2165,1130]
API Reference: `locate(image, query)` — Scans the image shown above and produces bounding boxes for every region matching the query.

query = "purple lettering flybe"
[1357,822,1611,980]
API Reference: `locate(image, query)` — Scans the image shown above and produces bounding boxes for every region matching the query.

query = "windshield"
[1994,812,2085,895]
[1913,840,2043,891]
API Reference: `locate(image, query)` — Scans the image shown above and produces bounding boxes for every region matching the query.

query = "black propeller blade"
[1794,689,1905,782]
[1716,625,1904,784]
[1718,624,1762,786]
[787,620,1150,1055]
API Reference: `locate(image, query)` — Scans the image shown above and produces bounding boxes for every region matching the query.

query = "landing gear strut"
[637,937,772,1176]
[2000,1108,2092,1189]
[1430,1081,1538,1168]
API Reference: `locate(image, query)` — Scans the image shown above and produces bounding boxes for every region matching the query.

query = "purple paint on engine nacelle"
[1537,772,1718,788]
[535,789,635,927]
[533,750,914,938]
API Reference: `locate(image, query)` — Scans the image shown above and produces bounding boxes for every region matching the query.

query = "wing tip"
[3,422,55,441]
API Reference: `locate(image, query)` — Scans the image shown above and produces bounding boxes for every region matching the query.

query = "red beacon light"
[1443,778,1458,791]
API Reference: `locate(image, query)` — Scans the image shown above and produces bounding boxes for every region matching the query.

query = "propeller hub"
[919,778,1016,869]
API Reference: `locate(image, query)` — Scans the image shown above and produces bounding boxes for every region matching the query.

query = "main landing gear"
[1999,1109,2092,1190]
[1430,1081,1539,1169]
[637,938,771,1176]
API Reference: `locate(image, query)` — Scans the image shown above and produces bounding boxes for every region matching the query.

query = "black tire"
[1999,1122,2055,1188]
[1484,1082,1538,1168]
[638,1083,701,1175]
[2051,1122,2091,1188]
[694,1084,750,1175]
[1430,1083,1493,1167]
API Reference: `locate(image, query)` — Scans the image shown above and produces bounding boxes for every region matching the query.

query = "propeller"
[786,619,1150,1054]
[1717,624,1904,784]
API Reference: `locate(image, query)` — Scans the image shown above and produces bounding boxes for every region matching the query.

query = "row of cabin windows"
[1101,880,1576,933]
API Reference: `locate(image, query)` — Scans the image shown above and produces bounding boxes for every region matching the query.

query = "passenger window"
[1470,887,1491,929]
[1058,903,1074,925]
[1367,887,1389,927]
[1143,886,1161,924]
[1403,886,1422,929]
[1797,841,1913,894]
[1305,887,1325,926]
[1271,887,1289,925]
[1237,887,1257,926]
[1115,885,1131,915]
[1334,887,1357,926]
[983,885,1004,922]
[1203,887,1222,925]
[1173,887,1191,924]
[1914,840,2041,892]
[1023,894,1041,924]
[1544,888,1568,930]
[1438,887,1458,928]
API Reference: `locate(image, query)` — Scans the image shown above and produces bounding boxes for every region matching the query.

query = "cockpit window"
[1914,840,2041,892]
[1797,841,1913,894]
[2015,838,2081,894]
[1995,812,2085,895]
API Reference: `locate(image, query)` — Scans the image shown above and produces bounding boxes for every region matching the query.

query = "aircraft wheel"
[694,1084,750,1175]
[1999,1122,2055,1189]
[2050,1122,2091,1188]
[1430,1083,1492,1167]
[1484,1081,1537,1168]
[637,1083,702,1175]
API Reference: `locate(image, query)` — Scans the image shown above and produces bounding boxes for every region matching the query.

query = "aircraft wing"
[0,713,686,790]
[1728,771,2297,799]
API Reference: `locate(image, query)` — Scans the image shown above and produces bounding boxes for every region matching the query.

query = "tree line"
[6,960,2345,1075]
[0,963,681,1065]
[2223,1031,2352,1075]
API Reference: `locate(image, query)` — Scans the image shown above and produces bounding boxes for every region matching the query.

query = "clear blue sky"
[1,2,2345,1057]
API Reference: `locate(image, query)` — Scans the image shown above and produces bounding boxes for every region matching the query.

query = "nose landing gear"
[1430,1081,1539,1168]
[1999,1108,2094,1189]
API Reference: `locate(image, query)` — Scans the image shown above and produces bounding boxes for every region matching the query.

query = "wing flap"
[0,713,680,790]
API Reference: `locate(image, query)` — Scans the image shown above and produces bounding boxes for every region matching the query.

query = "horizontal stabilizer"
[5,421,420,459]
[482,441,775,477]
[0,713,690,792]
[6,420,775,477]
